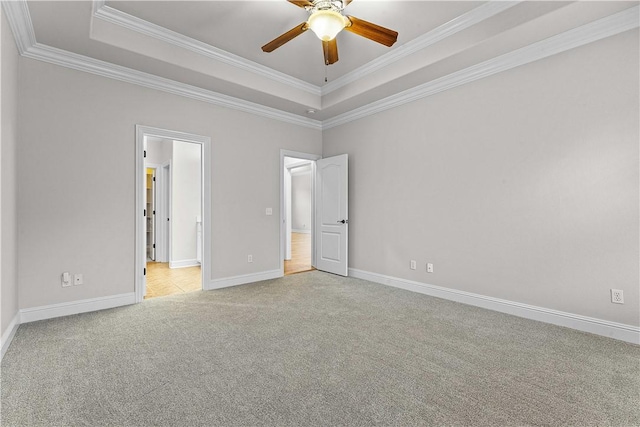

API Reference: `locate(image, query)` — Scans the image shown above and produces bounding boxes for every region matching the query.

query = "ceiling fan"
[261,0,398,66]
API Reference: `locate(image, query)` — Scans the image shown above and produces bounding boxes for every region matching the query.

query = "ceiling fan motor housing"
[307,0,346,14]
[261,0,397,64]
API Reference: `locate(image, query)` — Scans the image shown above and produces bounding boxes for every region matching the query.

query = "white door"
[315,154,348,276]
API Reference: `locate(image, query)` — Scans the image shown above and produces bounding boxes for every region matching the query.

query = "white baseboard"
[292,229,311,234]
[1,313,20,360]
[169,259,200,269]
[20,293,136,324]
[205,269,282,291]
[349,268,640,345]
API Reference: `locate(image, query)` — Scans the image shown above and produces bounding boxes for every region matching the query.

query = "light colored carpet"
[1,271,639,426]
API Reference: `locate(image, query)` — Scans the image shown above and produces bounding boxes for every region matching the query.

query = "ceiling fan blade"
[288,0,314,8]
[344,15,398,47]
[262,22,309,52]
[342,0,354,7]
[322,39,339,65]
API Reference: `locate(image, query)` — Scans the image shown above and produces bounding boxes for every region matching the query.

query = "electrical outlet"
[248,255,253,263]
[410,260,416,270]
[611,289,624,304]
[74,274,83,286]
[427,263,434,273]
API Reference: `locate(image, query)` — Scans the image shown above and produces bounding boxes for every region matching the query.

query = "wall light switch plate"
[265,208,273,216]
[410,260,416,270]
[427,263,434,273]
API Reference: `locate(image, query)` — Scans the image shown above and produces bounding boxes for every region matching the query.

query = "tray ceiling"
[11,1,640,127]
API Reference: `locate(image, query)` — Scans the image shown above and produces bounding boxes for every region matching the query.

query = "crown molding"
[321,1,521,95]
[1,0,36,54]
[92,0,521,99]
[4,1,638,131]
[323,5,640,130]
[92,1,322,97]
[22,43,322,130]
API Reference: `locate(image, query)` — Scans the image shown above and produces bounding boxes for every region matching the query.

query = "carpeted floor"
[1,271,639,426]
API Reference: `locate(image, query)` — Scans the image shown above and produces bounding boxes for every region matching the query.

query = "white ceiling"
[106,1,482,83]
[18,1,640,125]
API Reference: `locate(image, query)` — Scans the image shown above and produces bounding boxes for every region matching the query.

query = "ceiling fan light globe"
[308,10,346,41]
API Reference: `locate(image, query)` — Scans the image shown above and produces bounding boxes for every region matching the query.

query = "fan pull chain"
[324,64,328,83]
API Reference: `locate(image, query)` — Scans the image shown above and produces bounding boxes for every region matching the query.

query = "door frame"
[279,149,321,276]
[159,161,171,263]
[136,125,211,303]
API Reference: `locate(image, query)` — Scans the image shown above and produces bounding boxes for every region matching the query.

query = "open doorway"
[136,126,211,303]
[144,137,202,298]
[280,150,321,276]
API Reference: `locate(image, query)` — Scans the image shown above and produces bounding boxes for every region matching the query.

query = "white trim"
[204,269,282,291]
[322,1,520,95]
[280,150,322,276]
[289,164,312,176]
[19,293,136,324]
[92,0,517,98]
[1,313,21,360]
[4,1,637,131]
[161,161,172,263]
[285,160,313,170]
[292,229,311,234]
[169,259,200,269]
[22,43,322,130]
[1,0,36,54]
[136,126,212,303]
[322,5,640,129]
[92,2,321,97]
[136,128,146,303]
[349,269,640,345]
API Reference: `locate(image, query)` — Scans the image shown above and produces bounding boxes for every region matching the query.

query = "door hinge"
[153,210,155,215]
[144,150,147,158]
[144,268,146,276]
[144,209,146,216]
[153,177,156,182]
[153,244,156,249]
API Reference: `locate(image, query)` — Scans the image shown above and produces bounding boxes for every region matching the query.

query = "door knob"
[337,219,349,224]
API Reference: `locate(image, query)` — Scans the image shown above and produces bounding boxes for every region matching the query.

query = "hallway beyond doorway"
[145,262,201,299]
[284,232,314,275]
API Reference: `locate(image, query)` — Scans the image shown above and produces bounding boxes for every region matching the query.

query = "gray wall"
[323,30,639,326]
[145,137,172,165]
[4,14,638,334]
[172,140,201,262]
[145,138,202,264]
[1,10,20,339]
[17,57,322,309]
[291,166,311,232]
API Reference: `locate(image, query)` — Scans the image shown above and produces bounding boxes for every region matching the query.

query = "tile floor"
[145,262,201,299]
